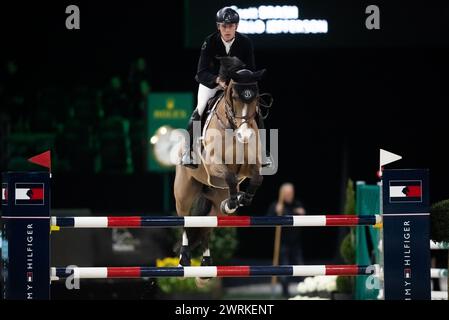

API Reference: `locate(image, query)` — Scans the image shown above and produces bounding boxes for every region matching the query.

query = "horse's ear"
[253,69,266,81]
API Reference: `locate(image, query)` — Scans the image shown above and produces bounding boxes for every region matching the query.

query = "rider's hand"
[216,76,227,89]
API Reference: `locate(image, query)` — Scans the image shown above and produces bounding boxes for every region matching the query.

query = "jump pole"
[50,215,381,228]
[50,265,379,280]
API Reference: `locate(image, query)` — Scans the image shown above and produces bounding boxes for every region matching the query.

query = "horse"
[174,57,268,279]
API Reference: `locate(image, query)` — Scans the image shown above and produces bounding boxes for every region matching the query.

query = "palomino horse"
[174,57,267,273]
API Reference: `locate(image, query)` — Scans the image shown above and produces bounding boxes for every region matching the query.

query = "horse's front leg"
[196,237,213,286]
[199,236,213,280]
[239,166,263,207]
[220,171,239,214]
[178,229,191,266]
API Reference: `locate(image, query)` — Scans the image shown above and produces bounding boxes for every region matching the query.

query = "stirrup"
[262,155,273,168]
[181,150,198,169]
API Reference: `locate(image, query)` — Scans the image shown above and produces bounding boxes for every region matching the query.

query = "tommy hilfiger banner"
[382,169,431,300]
[1,172,50,300]
[389,180,422,203]
[15,183,45,205]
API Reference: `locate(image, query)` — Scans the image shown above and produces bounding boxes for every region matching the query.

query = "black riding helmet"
[216,7,239,24]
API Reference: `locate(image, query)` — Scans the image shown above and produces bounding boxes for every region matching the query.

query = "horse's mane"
[217,56,246,81]
[218,56,266,85]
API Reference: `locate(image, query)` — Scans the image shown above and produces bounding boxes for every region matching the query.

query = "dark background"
[1,1,449,262]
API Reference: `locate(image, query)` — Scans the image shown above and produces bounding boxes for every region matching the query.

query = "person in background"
[267,182,306,298]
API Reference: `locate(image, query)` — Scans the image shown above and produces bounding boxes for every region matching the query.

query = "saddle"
[195,89,224,166]
[200,90,224,129]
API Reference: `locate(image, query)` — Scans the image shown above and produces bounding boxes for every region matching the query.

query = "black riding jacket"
[195,31,256,89]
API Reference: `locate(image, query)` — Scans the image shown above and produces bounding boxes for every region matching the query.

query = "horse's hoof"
[220,199,237,214]
[179,258,191,266]
[178,257,191,267]
[237,192,253,207]
[237,192,245,206]
[179,246,191,266]
[201,256,213,267]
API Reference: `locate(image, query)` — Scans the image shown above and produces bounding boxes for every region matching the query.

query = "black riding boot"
[181,109,200,168]
[257,113,273,168]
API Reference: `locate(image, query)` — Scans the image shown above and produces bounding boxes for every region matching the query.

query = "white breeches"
[196,84,220,116]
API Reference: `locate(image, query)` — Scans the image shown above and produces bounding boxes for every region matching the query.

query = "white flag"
[379,149,402,176]
[380,149,402,167]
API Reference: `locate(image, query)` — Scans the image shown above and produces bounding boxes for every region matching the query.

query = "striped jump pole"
[430,241,449,250]
[432,291,449,300]
[431,268,448,279]
[50,264,380,280]
[51,215,381,228]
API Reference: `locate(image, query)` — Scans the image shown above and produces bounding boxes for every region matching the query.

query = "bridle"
[217,81,259,130]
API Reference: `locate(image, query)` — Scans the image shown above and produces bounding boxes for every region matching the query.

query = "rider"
[181,6,271,169]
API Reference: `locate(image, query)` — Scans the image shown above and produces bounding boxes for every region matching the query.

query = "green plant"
[430,199,449,299]
[336,275,354,294]
[430,199,449,243]
[343,179,355,216]
[209,227,238,264]
[336,179,356,294]
[340,232,355,264]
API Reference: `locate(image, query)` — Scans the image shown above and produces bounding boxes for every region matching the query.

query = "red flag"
[28,150,51,171]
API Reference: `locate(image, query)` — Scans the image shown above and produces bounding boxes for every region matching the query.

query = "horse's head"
[217,56,266,144]
[227,68,265,144]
